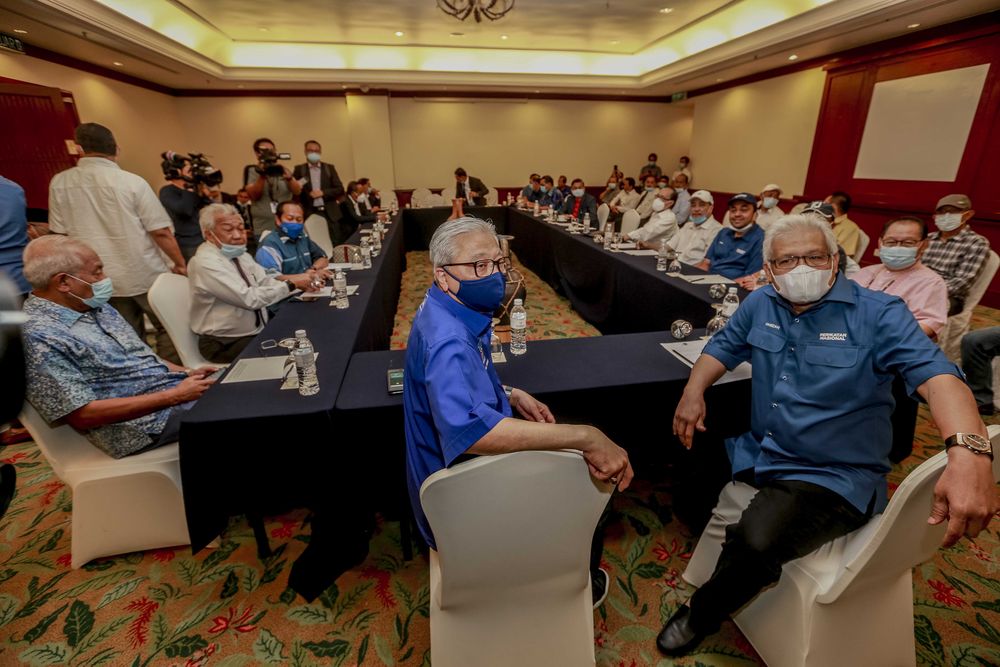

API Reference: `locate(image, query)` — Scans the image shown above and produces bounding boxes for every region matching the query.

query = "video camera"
[257,148,291,177]
[160,151,224,188]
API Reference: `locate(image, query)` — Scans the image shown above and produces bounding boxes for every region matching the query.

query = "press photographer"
[159,151,205,263]
[244,138,301,239]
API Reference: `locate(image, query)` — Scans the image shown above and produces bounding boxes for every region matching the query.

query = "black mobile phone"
[387,368,404,394]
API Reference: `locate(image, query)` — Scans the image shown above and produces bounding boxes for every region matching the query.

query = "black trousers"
[688,479,869,634]
[198,333,254,363]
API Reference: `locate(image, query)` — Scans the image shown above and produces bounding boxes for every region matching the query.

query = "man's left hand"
[929,446,999,547]
[509,388,555,424]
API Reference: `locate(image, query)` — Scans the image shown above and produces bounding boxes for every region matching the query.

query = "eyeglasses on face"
[443,256,511,277]
[880,239,920,248]
[770,253,833,271]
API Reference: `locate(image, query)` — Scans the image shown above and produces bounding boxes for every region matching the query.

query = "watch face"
[964,433,991,453]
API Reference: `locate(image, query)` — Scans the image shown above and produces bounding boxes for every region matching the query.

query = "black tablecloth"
[179,213,405,552]
[402,206,507,250]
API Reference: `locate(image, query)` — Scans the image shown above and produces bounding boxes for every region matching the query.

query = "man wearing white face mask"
[657,213,999,657]
[624,187,677,248]
[755,183,785,230]
[670,190,722,264]
[293,140,346,245]
[922,194,989,316]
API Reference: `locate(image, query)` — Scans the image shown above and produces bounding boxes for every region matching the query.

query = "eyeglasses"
[880,239,921,248]
[770,253,833,271]
[443,256,511,278]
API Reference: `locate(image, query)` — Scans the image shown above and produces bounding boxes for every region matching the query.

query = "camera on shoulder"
[257,148,291,177]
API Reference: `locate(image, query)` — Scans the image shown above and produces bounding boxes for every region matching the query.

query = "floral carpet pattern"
[1,262,999,665]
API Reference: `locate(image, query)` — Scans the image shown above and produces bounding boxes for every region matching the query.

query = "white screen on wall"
[852,63,989,182]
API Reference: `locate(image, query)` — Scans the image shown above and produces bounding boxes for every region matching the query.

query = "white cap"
[762,183,782,194]
[690,189,714,204]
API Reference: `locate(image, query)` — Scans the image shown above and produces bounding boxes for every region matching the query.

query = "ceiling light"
[112,61,123,66]
[394,31,404,37]
[716,78,723,82]
[659,7,674,14]
[907,23,921,29]
[258,27,269,32]
[610,40,620,45]
[500,34,508,40]
[13,29,28,34]
[438,0,514,23]
[788,54,799,61]
[237,84,245,89]
[534,89,540,93]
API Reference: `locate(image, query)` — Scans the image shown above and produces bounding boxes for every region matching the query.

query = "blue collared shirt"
[705,225,764,278]
[540,188,564,209]
[403,286,512,549]
[0,176,29,293]
[255,231,327,276]
[703,275,961,515]
[521,185,543,203]
[22,296,187,458]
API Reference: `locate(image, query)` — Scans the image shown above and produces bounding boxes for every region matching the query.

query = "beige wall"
[388,97,693,189]
[688,68,826,196]
[0,52,186,187]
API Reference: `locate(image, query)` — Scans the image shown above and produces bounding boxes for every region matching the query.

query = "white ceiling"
[1,0,995,95]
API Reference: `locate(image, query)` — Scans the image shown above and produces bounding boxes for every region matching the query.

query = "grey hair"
[763,214,838,262]
[22,235,94,289]
[199,203,238,235]
[428,216,498,268]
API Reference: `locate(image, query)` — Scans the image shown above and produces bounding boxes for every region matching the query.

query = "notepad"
[678,274,733,285]
[660,339,751,384]
[624,249,659,256]
[221,353,318,384]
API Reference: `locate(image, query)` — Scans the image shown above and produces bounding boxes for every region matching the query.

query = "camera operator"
[243,138,301,239]
[159,152,204,263]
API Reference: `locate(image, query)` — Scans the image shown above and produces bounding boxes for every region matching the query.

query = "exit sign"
[671,91,688,103]
[0,32,25,54]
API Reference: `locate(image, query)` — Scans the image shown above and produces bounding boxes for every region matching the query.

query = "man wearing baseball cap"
[922,194,989,317]
[697,193,764,287]
[670,190,722,265]
[756,183,785,230]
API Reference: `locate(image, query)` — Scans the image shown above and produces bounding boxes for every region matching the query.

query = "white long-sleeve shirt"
[609,189,640,210]
[188,243,291,337]
[629,208,677,246]
[671,217,723,265]
[623,189,659,221]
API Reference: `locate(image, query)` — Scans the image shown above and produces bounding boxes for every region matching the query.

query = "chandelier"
[437,0,515,23]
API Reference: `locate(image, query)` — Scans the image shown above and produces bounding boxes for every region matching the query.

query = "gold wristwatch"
[944,433,993,460]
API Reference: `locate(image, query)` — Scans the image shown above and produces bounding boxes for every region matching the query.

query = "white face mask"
[771,264,834,305]
[934,213,964,232]
[651,198,667,212]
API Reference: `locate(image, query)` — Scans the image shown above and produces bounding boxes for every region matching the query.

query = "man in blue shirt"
[538,175,563,210]
[404,216,633,606]
[657,214,999,656]
[520,173,542,203]
[0,175,29,296]
[255,201,329,280]
[698,193,764,285]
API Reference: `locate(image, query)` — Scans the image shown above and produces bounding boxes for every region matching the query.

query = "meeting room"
[2,0,1000,665]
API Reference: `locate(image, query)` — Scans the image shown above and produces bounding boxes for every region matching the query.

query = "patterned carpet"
[1,253,998,666]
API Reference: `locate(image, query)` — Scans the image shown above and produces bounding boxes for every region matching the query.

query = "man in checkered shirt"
[922,194,989,315]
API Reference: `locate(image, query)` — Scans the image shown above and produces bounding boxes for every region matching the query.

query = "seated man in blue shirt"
[657,214,999,656]
[404,216,634,607]
[21,235,216,458]
[538,174,563,210]
[697,193,764,286]
[520,173,542,203]
[255,201,329,281]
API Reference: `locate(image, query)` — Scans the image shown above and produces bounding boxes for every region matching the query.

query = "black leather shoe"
[978,404,995,416]
[656,605,707,657]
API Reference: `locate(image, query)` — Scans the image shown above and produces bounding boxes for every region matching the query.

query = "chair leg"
[247,513,272,559]
[400,512,413,561]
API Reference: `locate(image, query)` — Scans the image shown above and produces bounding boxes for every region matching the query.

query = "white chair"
[421,450,612,667]
[853,229,870,263]
[19,402,191,568]
[938,250,1000,362]
[330,244,362,264]
[620,209,641,237]
[304,213,334,257]
[683,425,1000,667]
[427,193,448,207]
[485,187,499,206]
[411,188,433,208]
[597,203,610,230]
[380,189,398,211]
[439,185,456,202]
[147,273,215,369]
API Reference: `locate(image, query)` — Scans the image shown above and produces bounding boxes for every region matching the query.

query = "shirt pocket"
[804,344,859,368]
[747,327,785,353]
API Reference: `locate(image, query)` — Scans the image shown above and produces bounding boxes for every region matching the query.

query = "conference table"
[178,204,748,593]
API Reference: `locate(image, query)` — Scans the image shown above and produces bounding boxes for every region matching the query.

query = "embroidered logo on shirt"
[765,322,781,330]
[819,332,847,341]
[735,248,746,255]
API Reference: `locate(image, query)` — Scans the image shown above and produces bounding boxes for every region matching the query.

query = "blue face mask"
[571,188,585,198]
[443,269,506,314]
[306,152,321,164]
[212,232,247,259]
[645,187,656,192]
[762,196,779,209]
[66,274,114,308]
[540,185,549,194]
[879,245,918,270]
[690,214,708,225]
[281,222,304,239]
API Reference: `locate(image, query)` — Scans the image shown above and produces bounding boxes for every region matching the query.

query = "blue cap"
[728,192,758,207]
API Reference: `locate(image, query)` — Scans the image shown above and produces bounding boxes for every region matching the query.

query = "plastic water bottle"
[293,330,319,396]
[603,222,613,250]
[656,239,669,272]
[722,287,740,317]
[361,239,373,268]
[371,230,381,257]
[533,202,540,217]
[334,270,348,309]
[510,299,527,355]
[583,212,591,232]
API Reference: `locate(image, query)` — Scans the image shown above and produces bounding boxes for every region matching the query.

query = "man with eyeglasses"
[404,216,634,609]
[657,214,998,656]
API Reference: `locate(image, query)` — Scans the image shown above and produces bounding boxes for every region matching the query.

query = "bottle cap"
[514,298,523,306]
[728,287,737,293]
[295,329,306,337]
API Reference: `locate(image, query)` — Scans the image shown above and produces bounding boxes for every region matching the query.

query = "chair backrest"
[381,190,398,210]
[19,401,112,481]
[304,213,334,257]
[485,187,499,206]
[853,229,870,263]
[411,188,433,208]
[819,424,1000,603]
[259,229,271,241]
[147,273,214,368]
[597,203,610,228]
[621,209,641,236]
[959,250,1000,319]
[427,193,448,207]
[331,244,361,264]
[420,450,611,608]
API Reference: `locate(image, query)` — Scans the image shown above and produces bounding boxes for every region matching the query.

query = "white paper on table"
[660,340,750,384]
[610,242,637,251]
[221,353,318,384]
[296,285,359,300]
[329,262,352,270]
[677,274,733,285]
[624,249,659,256]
